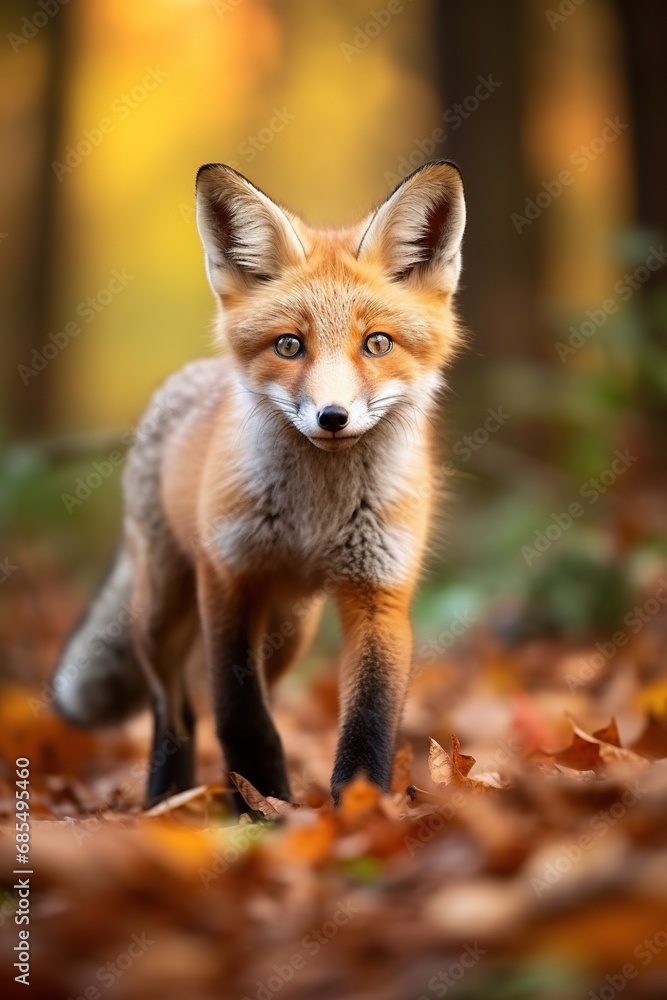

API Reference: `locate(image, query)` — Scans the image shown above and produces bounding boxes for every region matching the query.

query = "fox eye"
[364,333,393,357]
[275,335,303,358]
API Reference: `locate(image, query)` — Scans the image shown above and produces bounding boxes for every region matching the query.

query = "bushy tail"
[53,545,150,727]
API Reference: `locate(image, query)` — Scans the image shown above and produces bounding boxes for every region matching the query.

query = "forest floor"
[2,554,667,1000]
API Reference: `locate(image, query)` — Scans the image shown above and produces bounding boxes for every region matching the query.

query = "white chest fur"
[211,402,422,587]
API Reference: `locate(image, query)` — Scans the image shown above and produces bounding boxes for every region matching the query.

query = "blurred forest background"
[2,4,667,998]
[0,0,666,677]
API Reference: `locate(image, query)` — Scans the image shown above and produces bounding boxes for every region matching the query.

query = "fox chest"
[209,450,413,586]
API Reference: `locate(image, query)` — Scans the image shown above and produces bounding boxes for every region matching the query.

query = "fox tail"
[52,545,150,727]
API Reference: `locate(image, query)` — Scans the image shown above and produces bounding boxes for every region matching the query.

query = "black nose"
[317,405,349,432]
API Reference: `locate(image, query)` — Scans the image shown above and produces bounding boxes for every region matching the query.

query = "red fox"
[53,160,466,811]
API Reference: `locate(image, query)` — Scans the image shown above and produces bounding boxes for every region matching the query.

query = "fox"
[52,160,467,812]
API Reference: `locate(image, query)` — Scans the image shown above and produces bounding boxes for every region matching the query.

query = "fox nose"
[317,405,349,432]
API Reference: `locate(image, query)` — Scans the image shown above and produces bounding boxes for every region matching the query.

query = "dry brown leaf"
[429,735,503,792]
[5,542,667,1000]
[552,731,602,771]
[592,718,622,747]
[452,733,476,777]
[429,734,466,785]
[542,718,652,780]
[536,716,652,778]
[571,721,650,771]
[228,772,299,818]
[143,782,229,821]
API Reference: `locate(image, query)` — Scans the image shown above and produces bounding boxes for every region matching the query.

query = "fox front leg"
[331,584,413,805]
[197,561,291,813]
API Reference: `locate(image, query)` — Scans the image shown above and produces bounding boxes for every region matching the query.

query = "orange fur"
[53,161,467,809]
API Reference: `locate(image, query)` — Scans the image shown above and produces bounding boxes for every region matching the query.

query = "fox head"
[196,161,466,451]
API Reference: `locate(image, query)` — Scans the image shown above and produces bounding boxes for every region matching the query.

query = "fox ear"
[357,161,466,291]
[196,163,305,296]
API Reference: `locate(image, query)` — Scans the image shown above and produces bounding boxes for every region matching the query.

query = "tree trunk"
[6,0,72,438]
[615,1,667,269]
[433,0,544,362]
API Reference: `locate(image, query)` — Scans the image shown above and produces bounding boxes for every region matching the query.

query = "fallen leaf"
[571,721,650,770]
[429,735,503,792]
[592,718,622,747]
[143,783,230,823]
[228,773,299,818]
[452,733,476,777]
[552,731,602,772]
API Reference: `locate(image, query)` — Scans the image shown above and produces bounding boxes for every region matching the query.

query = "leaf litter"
[1,565,667,999]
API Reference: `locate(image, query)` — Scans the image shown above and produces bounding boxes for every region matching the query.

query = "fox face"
[196,161,466,451]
